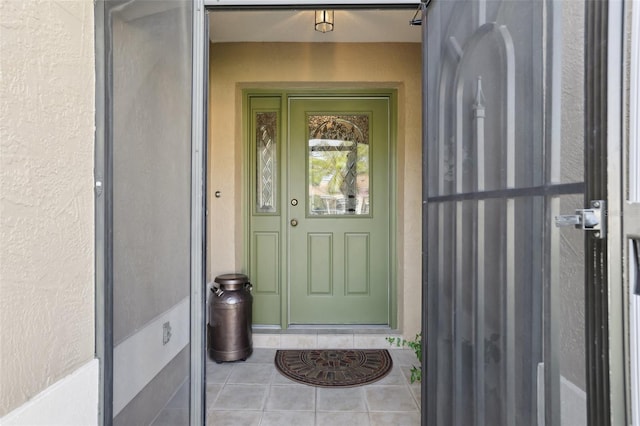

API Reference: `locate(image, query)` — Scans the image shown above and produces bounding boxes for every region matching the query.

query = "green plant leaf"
[386,332,423,383]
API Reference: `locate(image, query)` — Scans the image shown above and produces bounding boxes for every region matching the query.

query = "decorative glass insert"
[308,115,370,216]
[256,112,277,213]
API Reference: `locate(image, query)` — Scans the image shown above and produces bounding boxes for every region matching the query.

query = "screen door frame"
[94,0,208,425]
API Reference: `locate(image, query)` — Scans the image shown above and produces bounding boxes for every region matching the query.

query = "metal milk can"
[207,273,253,363]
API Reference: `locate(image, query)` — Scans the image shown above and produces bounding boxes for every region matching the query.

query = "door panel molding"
[307,233,334,295]
[253,232,280,294]
[344,233,371,295]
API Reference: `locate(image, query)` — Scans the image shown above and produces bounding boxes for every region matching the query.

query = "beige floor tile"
[369,411,421,426]
[201,341,422,423]
[252,334,281,349]
[206,410,262,426]
[206,362,234,384]
[364,385,419,412]
[374,367,406,386]
[212,384,268,410]
[206,384,223,408]
[316,411,370,426]
[317,334,354,349]
[271,369,303,385]
[410,383,421,408]
[265,385,316,411]
[227,363,274,385]
[259,411,315,426]
[399,365,421,385]
[390,349,421,367]
[353,335,391,349]
[281,334,318,349]
[316,387,367,412]
[246,348,278,364]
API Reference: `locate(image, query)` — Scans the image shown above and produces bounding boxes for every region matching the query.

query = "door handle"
[554,200,606,239]
[290,219,298,227]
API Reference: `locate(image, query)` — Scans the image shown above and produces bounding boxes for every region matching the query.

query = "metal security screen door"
[98,0,207,425]
[423,0,590,424]
[109,2,193,423]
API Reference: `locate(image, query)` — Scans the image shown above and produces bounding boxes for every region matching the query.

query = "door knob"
[290,219,298,227]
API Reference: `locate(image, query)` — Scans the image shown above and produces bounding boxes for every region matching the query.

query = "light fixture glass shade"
[315,10,334,33]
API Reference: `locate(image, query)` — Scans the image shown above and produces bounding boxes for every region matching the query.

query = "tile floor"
[205,348,421,426]
[151,348,421,426]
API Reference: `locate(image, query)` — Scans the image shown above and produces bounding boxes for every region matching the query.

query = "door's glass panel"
[109,1,192,424]
[256,112,278,213]
[307,115,370,216]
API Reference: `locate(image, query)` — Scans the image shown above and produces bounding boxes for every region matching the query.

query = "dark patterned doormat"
[275,349,393,387]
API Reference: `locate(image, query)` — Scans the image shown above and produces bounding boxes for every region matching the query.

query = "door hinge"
[554,200,606,239]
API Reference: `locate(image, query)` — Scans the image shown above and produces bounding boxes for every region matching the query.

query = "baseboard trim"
[0,359,99,425]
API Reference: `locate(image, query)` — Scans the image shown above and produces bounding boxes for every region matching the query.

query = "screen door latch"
[554,200,606,239]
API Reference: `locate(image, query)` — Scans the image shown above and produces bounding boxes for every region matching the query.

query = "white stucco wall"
[0,0,95,417]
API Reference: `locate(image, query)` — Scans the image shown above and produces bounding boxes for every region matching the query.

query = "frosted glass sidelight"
[256,112,278,213]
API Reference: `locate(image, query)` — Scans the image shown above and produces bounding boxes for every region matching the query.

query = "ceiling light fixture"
[315,10,334,33]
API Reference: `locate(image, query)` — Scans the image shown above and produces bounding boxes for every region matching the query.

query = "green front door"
[287,97,391,324]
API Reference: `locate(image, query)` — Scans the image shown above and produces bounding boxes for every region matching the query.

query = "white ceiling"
[209,10,422,43]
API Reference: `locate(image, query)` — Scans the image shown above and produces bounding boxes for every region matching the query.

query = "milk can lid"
[214,273,249,287]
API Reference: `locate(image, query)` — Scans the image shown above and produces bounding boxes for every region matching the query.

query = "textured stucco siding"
[558,0,587,390]
[0,0,95,416]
